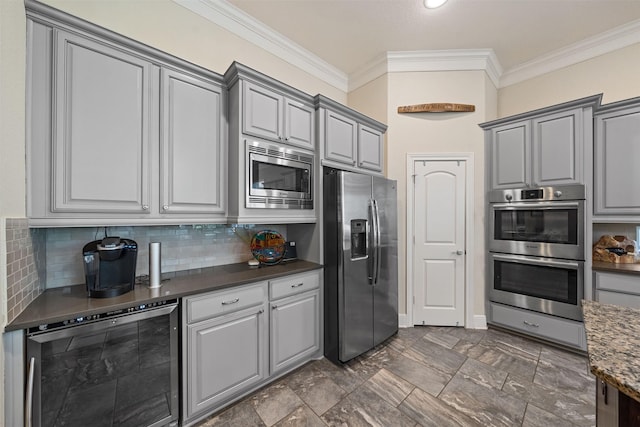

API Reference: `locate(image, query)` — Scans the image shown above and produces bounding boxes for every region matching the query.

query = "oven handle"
[492,253,581,270]
[25,357,35,427]
[491,201,582,210]
[27,303,177,343]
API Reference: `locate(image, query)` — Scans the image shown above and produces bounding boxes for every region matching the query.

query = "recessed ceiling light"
[424,0,448,9]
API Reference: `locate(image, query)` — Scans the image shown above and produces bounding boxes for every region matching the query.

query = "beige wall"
[499,43,640,117]
[351,70,498,322]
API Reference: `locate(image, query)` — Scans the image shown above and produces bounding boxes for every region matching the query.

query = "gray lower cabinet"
[183,282,268,423]
[595,272,640,308]
[489,302,586,350]
[182,270,322,425]
[316,95,387,174]
[594,98,640,217]
[26,7,227,226]
[269,272,321,374]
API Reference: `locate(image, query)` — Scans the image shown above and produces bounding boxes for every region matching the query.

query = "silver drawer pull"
[291,283,304,288]
[222,298,239,305]
[523,320,539,328]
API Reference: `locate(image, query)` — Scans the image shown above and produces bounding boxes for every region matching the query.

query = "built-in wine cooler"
[25,300,179,427]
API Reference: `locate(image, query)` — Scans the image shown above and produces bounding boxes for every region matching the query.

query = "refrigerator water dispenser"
[350,219,367,259]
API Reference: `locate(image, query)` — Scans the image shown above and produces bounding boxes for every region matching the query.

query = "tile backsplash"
[5,218,46,323]
[45,224,287,288]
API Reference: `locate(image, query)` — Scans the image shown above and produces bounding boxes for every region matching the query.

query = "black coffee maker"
[82,237,138,298]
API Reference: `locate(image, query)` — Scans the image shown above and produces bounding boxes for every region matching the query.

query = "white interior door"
[413,160,466,326]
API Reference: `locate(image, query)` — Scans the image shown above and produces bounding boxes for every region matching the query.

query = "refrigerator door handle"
[373,199,382,285]
[368,200,376,284]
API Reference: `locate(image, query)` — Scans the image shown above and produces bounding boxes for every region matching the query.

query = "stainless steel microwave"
[246,140,313,209]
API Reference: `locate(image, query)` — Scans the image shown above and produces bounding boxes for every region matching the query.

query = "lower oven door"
[489,253,584,321]
[25,304,178,427]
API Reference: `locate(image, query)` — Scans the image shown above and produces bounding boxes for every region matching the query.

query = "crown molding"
[500,18,640,88]
[172,0,349,92]
[349,49,502,91]
[174,0,640,94]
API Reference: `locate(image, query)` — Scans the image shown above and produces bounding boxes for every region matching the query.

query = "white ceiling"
[222,0,640,85]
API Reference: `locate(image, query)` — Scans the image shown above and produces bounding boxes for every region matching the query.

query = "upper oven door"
[248,150,312,201]
[490,200,585,260]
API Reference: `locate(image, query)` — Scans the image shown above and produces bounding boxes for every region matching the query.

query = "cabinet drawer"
[269,271,319,300]
[595,272,640,295]
[597,290,640,309]
[490,302,586,350]
[186,282,267,324]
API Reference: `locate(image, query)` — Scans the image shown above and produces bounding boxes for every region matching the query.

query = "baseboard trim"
[399,314,487,329]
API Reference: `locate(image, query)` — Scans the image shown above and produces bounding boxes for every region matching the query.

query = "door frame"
[405,153,476,328]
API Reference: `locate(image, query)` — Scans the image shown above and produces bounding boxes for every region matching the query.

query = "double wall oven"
[488,185,585,321]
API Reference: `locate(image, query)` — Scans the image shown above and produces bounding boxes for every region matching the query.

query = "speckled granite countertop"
[5,260,322,332]
[583,299,640,402]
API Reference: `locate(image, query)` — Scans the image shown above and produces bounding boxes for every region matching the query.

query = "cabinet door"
[324,110,357,166]
[594,107,640,215]
[243,81,283,142]
[53,30,152,213]
[489,121,530,190]
[284,98,314,149]
[532,108,583,187]
[186,305,266,418]
[160,69,225,215]
[357,124,383,172]
[270,290,320,374]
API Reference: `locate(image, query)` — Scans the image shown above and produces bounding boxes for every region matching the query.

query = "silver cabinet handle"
[272,305,278,310]
[25,357,35,427]
[453,250,464,255]
[163,205,169,211]
[221,298,239,305]
[142,205,149,210]
[291,283,304,288]
[523,320,539,328]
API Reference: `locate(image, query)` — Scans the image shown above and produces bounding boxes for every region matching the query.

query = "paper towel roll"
[149,242,161,288]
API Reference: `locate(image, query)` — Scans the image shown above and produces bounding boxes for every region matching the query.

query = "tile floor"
[197,326,596,427]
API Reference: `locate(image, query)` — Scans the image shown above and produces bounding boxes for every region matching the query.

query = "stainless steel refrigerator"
[323,168,398,364]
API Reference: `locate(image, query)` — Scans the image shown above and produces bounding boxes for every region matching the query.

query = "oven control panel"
[521,189,544,199]
[27,298,178,335]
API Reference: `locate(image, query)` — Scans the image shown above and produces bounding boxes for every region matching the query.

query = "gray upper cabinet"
[316,95,387,174]
[52,30,153,214]
[161,69,225,215]
[532,109,583,187]
[242,79,314,150]
[488,121,530,190]
[594,98,640,217]
[481,95,600,192]
[26,2,227,226]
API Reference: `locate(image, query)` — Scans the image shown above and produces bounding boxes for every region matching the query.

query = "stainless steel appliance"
[25,299,179,427]
[323,168,398,364]
[488,184,586,321]
[489,253,584,320]
[489,185,585,259]
[82,237,138,298]
[246,139,313,209]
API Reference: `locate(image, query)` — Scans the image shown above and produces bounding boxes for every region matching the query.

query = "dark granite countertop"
[592,261,640,275]
[5,260,322,332]
[582,299,640,402]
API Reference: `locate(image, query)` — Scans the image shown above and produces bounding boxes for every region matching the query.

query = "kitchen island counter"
[583,299,640,402]
[592,261,640,276]
[5,260,322,331]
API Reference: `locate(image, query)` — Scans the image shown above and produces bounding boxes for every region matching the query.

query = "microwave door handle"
[25,356,35,427]
[492,254,580,270]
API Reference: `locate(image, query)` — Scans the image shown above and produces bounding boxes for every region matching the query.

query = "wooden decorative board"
[397,103,475,113]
